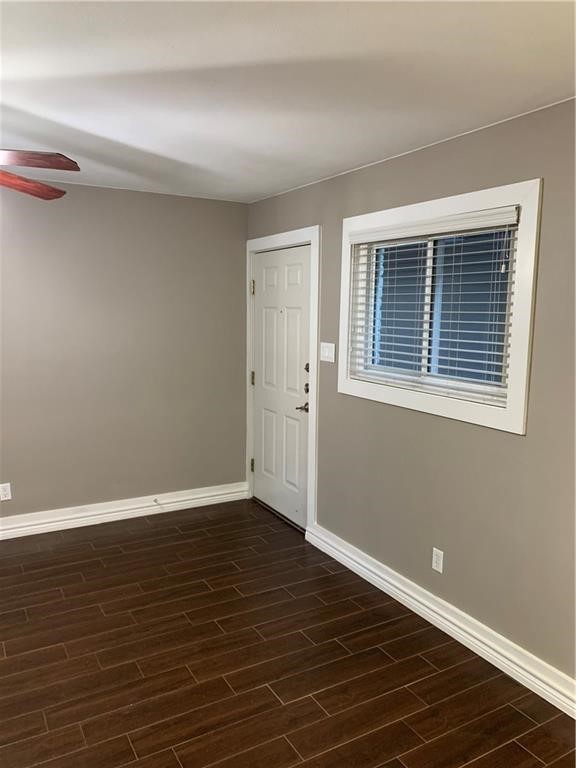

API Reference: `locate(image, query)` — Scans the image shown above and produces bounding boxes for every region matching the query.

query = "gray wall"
[1,185,247,517]
[248,101,575,676]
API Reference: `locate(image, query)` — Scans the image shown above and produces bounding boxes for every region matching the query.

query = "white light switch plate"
[320,342,336,363]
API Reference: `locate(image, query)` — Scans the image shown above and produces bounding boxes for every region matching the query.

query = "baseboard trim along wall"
[306,522,576,718]
[0,482,250,540]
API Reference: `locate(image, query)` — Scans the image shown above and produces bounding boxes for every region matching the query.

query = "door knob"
[295,402,309,413]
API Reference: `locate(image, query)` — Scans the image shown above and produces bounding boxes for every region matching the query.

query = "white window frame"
[338,179,542,434]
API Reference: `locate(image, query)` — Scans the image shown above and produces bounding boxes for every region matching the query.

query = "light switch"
[320,342,336,363]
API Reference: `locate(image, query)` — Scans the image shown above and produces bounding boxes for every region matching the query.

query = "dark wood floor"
[0,500,573,768]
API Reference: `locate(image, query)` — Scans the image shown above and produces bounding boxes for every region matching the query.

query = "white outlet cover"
[432,547,444,573]
[0,483,12,501]
[320,342,336,363]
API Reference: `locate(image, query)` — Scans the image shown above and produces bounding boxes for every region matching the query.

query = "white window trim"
[337,179,542,434]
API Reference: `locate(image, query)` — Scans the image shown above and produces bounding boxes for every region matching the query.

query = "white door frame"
[246,226,320,530]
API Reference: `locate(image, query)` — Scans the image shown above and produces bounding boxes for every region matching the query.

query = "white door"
[252,245,310,528]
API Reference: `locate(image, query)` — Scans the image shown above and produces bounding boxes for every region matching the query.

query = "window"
[338,180,541,433]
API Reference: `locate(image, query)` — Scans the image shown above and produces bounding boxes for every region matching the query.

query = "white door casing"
[252,245,310,527]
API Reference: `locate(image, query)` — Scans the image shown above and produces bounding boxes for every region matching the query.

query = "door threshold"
[252,497,306,534]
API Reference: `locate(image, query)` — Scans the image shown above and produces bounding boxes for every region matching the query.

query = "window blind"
[348,215,519,406]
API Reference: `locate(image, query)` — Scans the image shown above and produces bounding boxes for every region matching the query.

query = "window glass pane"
[373,242,428,372]
[430,229,513,384]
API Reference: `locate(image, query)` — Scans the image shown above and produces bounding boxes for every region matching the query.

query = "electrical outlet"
[432,547,444,573]
[0,483,12,502]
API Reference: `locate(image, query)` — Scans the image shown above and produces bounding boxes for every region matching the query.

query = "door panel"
[253,245,310,528]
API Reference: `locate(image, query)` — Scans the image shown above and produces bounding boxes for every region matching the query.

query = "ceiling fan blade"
[0,149,80,172]
[0,169,66,200]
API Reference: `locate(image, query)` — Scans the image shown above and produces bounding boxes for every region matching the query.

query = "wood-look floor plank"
[400,706,536,768]
[516,714,576,764]
[46,666,194,730]
[0,654,101,698]
[101,579,210,615]
[82,677,233,745]
[175,698,325,768]
[252,530,305,553]
[407,656,502,705]
[0,661,141,721]
[0,608,38,630]
[0,565,23,579]
[218,594,324,634]
[314,655,437,714]
[206,560,308,591]
[65,614,189,658]
[0,568,85,594]
[59,567,161,597]
[0,588,64,615]
[270,647,392,703]
[406,674,527,740]
[138,627,261,678]
[339,613,429,652]
[380,626,451,660]
[4,613,135,656]
[304,601,409,644]
[98,620,222,667]
[316,580,383,604]
[236,565,332,596]
[165,546,259,576]
[0,724,84,768]
[298,720,422,768]
[547,751,576,767]
[191,631,312,682]
[286,686,424,758]
[103,538,265,571]
[18,736,136,768]
[512,692,564,724]
[286,570,362,598]
[421,640,476,670]
[140,561,239,593]
[231,545,331,573]
[65,614,190,658]
[0,712,46,748]
[182,588,296,628]
[226,638,349,692]
[255,598,361,640]
[0,645,67,679]
[119,529,210,552]
[194,736,300,768]
[455,741,544,768]
[125,751,181,768]
[0,605,104,643]
[26,583,142,621]
[130,685,280,757]
[198,525,278,545]
[353,591,397,609]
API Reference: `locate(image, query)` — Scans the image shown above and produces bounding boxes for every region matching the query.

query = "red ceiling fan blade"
[0,149,80,172]
[0,169,66,200]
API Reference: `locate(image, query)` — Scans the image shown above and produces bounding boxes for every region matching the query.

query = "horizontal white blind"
[349,205,519,244]
[348,224,518,406]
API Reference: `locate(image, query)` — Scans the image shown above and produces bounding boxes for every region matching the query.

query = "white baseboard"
[306,522,575,718]
[0,482,250,540]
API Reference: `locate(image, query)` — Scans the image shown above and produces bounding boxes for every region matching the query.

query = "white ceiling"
[1,2,574,202]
